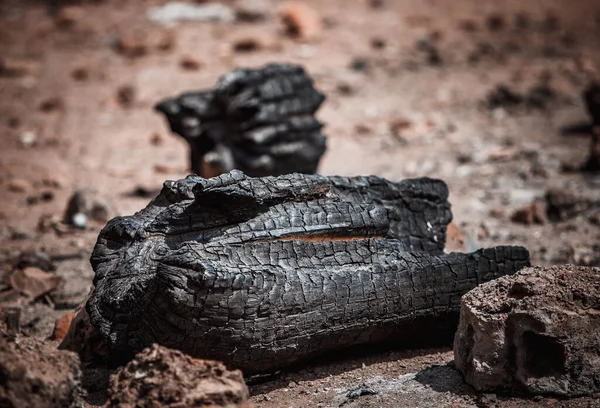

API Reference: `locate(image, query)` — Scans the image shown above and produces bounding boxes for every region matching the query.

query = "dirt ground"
[1,0,600,407]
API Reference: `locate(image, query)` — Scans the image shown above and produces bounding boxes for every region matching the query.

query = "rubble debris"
[63,188,113,228]
[9,267,62,299]
[346,386,378,400]
[50,311,75,342]
[545,188,593,221]
[232,36,264,52]
[235,0,269,22]
[7,178,31,193]
[2,307,21,334]
[155,63,327,177]
[179,55,203,71]
[0,57,37,78]
[280,1,323,42]
[454,265,600,396]
[107,344,253,407]
[117,85,136,108]
[349,57,371,73]
[74,170,529,373]
[147,2,235,24]
[0,325,84,407]
[510,200,547,225]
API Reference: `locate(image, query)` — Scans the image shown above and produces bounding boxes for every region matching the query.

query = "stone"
[454,265,600,396]
[0,327,83,407]
[63,188,113,226]
[107,344,253,407]
[279,1,323,42]
[510,200,547,225]
[9,267,62,299]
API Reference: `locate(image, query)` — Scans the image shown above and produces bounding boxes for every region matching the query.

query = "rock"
[0,327,83,407]
[115,32,148,58]
[232,36,264,52]
[71,66,89,81]
[39,97,64,113]
[20,130,37,147]
[117,85,136,108]
[147,2,235,24]
[454,265,600,397]
[50,311,76,342]
[7,178,31,193]
[9,267,62,299]
[54,6,84,30]
[545,188,593,221]
[235,0,269,22]
[179,55,203,71]
[0,57,37,78]
[510,200,547,225]
[279,1,323,42]
[63,188,113,227]
[107,344,253,407]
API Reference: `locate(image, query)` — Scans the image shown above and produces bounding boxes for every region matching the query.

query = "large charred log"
[155,64,327,178]
[66,171,529,374]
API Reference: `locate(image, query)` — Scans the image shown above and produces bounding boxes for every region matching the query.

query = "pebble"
[72,213,87,229]
[280,1,323,42]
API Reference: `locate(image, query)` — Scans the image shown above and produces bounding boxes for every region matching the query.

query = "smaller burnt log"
[582,81,600,172]
[69,171,530,374]
[155,64,327,178]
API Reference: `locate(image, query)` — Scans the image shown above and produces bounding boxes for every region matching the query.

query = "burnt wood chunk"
[155,64,327,177]
[84,171,529,373]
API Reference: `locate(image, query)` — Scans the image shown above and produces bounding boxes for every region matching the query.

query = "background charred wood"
[78,171,529,373]
[155,64,327,178]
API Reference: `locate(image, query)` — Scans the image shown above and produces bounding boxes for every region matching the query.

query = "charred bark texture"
[86,171,529,373]
[155,64,326,178]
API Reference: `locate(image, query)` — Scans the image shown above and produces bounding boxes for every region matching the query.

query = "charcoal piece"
[582,81,600,172]
[66,171,529,374]
[155,64,327,177]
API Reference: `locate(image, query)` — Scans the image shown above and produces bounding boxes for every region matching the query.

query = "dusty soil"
[1,0,600,407]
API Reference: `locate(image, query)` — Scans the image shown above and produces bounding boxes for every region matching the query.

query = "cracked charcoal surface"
[155,63,327,178]
[81,170,529,373]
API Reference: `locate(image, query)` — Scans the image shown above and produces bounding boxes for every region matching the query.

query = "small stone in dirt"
[26,191,54,206]
[370,37,386,49]
[369,0,385,9]
[280,1,323,42]
[71,66,89,81]
[11,249,55,272]
[54,6,84,30]
[115,33,148,58]
[19,130,37,147]
[545,188,592,222]
[486,85,523,109]
[9,267,62,299]
[349,57,371,73]
[0,57,37,77]
[147,2,235,24]
[50,311,75,342]
[346,385,378,399]
[235,0,269,22]
[39,97,64,113]
[150,132,163,146]
[7,178,31,193]
[486,13,505,31]
[64,188,113,227]
[179,55,203,71]
[458,19,478,32]
[107,344,253,407]
[510,200,547,225]
[117,85,136,108]
[0,327,83,407]
[233,36,263,52]
[72,213,87,229]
